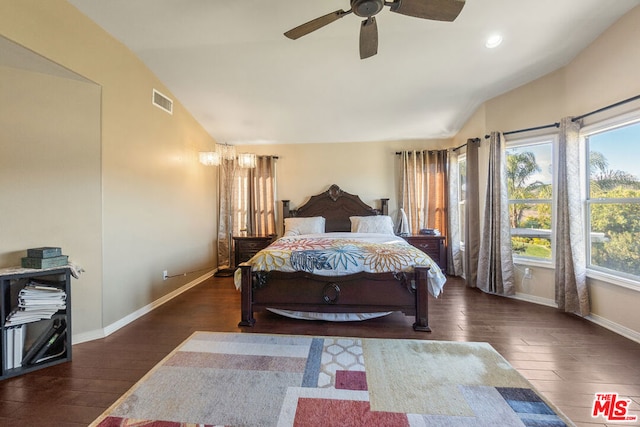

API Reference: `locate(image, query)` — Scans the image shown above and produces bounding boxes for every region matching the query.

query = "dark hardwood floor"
[1,276,638,426]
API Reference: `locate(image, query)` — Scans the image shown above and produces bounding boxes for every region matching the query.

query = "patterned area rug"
[90,332,574,427]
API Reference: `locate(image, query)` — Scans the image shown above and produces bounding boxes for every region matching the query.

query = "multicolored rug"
[90,332,574,427]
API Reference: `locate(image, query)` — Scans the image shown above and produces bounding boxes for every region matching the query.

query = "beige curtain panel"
[464,139,481,288]
[555,117,590,316]
[447,149,463,277]
[399,150,449,236]
[477,132,515,296]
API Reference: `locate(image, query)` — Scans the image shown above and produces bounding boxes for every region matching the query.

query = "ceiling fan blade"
[284,9,350,40]
[389,0,465,22]
[359,17,378,59]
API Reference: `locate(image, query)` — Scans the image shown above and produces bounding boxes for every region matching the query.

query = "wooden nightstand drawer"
[402,235,447,274]
[233,235,275,266]
[240,240,268,251]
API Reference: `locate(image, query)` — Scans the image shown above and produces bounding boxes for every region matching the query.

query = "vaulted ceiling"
[67,0,639,144]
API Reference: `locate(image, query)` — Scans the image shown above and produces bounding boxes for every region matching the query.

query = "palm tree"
[506,151,544,228]
[590,151,640,194]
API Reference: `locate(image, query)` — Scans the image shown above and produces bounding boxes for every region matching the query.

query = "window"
[506,138,554,260]
[584,116,640,280]
[458,154,466,249]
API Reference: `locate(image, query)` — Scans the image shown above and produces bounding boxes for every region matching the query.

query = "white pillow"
[350,215,395,234]
[283,216,325,236]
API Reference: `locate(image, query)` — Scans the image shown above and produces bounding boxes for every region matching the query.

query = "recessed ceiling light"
[485,34,503,49]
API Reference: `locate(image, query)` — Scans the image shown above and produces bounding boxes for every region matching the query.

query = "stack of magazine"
[5,282,67,326]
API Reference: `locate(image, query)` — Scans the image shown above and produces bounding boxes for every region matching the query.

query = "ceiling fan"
[284,0,466,59]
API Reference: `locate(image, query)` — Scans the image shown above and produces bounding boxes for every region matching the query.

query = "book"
[33,329,67,364]
[13,325,25,368]
[3,328,13,370]
[22,319,65,366]
[21,255,68,269]
[26,247,62,258]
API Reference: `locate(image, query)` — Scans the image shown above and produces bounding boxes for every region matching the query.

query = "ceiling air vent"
[152,89,173,114]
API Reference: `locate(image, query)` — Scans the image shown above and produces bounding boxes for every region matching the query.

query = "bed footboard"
[238,263,432,332]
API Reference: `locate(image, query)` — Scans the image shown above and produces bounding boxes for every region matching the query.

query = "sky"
[506,119,640,186]
[507,142,553,186]
[588,121,640,179]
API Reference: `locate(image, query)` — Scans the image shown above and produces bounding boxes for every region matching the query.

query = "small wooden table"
[402,235,447,274]
[233,235,275,266]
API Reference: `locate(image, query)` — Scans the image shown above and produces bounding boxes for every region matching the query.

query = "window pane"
[459,202,466,244]
[590,202,640,277]
[506,143,553,200]
[588,121,640,198]
[458,156,466,245]
[510,202,552,259]
[459,157,467,202]
[507,142,553,260]
[587,120,640,279]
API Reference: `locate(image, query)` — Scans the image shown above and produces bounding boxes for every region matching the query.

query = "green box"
[21,255,68,269]
[26,247,62,258]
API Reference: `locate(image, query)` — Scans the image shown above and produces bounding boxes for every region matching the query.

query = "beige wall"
[0,66,103,332]
[241,139,451,235]
[0,1,218,340]
[455,5,640,338]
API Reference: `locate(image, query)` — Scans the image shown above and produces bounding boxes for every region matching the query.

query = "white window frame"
[581,110,640,287]
[505,134,557,265]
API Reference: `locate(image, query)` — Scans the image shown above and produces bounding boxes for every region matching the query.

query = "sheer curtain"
[464,139,481,288]
[399,150,449,236]
[477,132,515,295]
[555,117,590,316]
[447,149,463,276]
[400,150,450,270]
[400,151,425,233]
[247,156,277,236]
[217,156,277,269]
[217,158,237,269]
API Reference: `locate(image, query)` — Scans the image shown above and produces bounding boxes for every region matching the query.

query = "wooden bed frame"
[238,184,432,332]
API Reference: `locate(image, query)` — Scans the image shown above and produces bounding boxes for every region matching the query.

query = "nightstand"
[233,235,275,266]
[403,235,447,274]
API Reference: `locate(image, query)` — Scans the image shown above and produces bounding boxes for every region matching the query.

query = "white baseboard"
[72,269,216,345]
[587,313,640,344]
[512,292,557,308]
[512,293,640,344]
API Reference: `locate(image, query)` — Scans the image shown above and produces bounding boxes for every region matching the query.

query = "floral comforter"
[233,232,447,297]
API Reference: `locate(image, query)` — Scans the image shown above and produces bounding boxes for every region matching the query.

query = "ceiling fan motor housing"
[351,0,384,17]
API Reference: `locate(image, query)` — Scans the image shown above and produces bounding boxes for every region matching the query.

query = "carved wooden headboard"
[282,184,389,232]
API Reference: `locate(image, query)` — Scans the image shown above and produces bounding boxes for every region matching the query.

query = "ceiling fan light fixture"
[485,34,503,49]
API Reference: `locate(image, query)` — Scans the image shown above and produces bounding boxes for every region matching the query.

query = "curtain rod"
[394,139,483,155]
[572,94,640,122]
[394,149,447,155]
[482,123,560,139]
[452,138,481,152]
[498,94,640,137]
[502,122,560,136]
